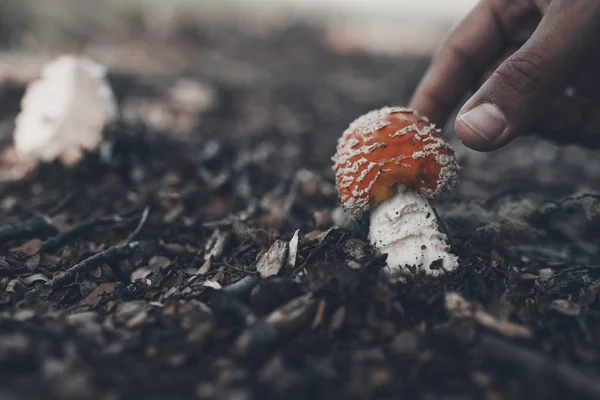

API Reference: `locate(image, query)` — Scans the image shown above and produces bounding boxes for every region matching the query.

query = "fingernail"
[458,103,506,142]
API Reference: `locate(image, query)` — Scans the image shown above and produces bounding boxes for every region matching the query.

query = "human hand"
[409,0,600,151]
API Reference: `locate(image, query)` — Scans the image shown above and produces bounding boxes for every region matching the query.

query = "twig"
[45,244,137,289]
[45,208,150,290]
[0,215,56,244]
[46,191,75,216]
[40,207,149,254]
[121,207,150,246]
[223,262,259,276]
[40,217,115,254]
[40,207,146,254]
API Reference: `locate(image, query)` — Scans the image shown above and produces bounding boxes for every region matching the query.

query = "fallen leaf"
[210,266,225,282]
[329,306,346,335]
[6,279,25,293]
[204,230,232,261]
[149,256,173,273]
[21,273,49,285]
[311,298,327,329]
[80,282,116,307]
[131,267,152,282]
[197,258,212,275]
[304,228,336,244]
[550,299,581,317]
[203,281,222,290]
[9,239,42,259]
[256,240,288,278]
[286,229,299,269]
[159,240,187,255]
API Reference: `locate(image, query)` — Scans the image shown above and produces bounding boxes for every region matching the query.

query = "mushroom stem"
[368,189,458,281]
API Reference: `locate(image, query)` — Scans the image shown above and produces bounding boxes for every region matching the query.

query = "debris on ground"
[1,21,600,400]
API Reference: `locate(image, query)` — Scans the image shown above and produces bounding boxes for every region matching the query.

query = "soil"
[2,22,600,400]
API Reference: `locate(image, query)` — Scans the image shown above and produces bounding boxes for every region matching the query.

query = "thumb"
[455,2,595,151]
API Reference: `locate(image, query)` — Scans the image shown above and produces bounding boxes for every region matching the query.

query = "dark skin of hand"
[409,0,600,151]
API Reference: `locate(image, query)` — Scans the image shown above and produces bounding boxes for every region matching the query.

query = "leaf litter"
[1,21,600,400]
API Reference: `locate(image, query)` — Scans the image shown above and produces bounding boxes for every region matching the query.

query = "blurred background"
[0,0,478,70]
[2,0,600,197]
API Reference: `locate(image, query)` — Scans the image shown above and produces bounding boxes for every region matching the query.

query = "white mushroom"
[13,54,117,166]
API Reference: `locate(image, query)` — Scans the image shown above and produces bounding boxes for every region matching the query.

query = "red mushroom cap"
[332,106,458,217]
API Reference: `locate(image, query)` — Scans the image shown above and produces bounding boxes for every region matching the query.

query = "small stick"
[223,262,259,276]
[46,191,75,216]
[40,217,114,254]
[40,207,145,254]
[121,207,150,246]
[45,207,150,289]
[45,244,136,289]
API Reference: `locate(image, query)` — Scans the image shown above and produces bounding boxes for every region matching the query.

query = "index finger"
[409,1,507,126]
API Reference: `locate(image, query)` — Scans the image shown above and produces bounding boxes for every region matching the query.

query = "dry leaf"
[131,267,152,282]
[197,258,212,275]
[329,306,346,335]
[304,228,335,244]
[204,230,231,261]
[159,240,187,255]
[286,229,299,269]
[148,256,173,273]
[202,281,222,290]
[256,239,288,278]
[21,273,49,285]
[80,282,116,307]
[10,239,42,259]
[311,298,327,329]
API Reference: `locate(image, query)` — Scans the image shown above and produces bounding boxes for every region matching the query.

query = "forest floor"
[2,22,600,400]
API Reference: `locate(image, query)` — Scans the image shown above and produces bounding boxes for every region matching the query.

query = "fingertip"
[455,102,512,151]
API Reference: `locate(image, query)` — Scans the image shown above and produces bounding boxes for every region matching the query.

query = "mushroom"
[13,54,117,166]
[332,106,459,280]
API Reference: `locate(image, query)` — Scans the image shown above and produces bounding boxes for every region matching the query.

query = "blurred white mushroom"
[13,54,117,166]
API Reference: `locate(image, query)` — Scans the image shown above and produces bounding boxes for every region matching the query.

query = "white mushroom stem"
[368,189,458,281]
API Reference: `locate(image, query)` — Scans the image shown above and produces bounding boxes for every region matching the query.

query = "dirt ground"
[2,20,600,400]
